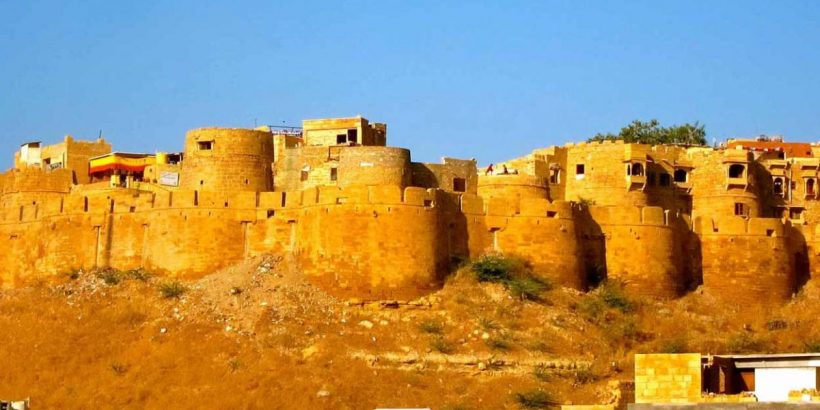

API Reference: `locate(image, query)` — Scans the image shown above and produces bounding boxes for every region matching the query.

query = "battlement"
[694,216,788,237]
[589,205,680,227]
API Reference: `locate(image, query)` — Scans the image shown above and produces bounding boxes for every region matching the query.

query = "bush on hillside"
[471,254,552,301]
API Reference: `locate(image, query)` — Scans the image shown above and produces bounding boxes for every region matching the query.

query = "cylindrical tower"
[337,146,411,188]
[590,206,685,299]
[698,216,794,306]
[180,128,274,191]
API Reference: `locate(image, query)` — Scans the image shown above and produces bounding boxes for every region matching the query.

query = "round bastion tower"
[180,128,274,191]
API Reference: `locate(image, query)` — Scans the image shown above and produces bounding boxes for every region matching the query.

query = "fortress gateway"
[2,116,819,304]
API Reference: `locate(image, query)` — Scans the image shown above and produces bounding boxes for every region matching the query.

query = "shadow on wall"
[575,204,606,290]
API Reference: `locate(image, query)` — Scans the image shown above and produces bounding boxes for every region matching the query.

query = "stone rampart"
[695,216,795,305]
[588,206,686,299]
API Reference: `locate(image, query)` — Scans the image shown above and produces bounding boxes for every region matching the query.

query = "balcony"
[626,174,646,190]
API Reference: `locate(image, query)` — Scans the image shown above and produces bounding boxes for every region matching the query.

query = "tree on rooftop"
[588,119,707,146]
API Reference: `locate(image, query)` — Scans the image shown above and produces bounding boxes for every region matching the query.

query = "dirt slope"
[1,256,819,409]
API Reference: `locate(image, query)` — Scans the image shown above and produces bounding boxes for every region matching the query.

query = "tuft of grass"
[575,298,606,323]
[598,280,632,312]
[486,336,511,351]
[111,362,128,375]
[659,337,688,354]
[159,281,186,299]
[97,269,122,286]
[513,389,557,409]
[571,368,597,385]
[419,320,444,335]
[533,364,552,382]
[478,317,499,331]
[725,333,767,354]
[65,268,82,281]
[766,319,788,331]
[431,336,456,354]
[124,268,152,282]
[527,340,550,353]
[228,358,242,373]
[805,340,820,353]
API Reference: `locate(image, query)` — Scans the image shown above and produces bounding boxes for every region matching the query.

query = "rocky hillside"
[0,256,819,409]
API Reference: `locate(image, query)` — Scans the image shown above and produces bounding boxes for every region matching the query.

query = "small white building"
[705,353,820,401]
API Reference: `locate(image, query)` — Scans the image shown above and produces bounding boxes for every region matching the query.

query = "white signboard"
[159,171,179,187]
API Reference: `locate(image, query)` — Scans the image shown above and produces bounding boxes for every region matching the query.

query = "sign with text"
[159,171,179,187]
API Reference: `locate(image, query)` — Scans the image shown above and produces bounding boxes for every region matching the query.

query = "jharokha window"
[627,163,644,176]
[773,177,784,196]
[807,179,816,196]
[729,164,745,178]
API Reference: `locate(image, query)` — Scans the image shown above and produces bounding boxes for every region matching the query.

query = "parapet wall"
[477,174,548,201]
[695,216,794,305]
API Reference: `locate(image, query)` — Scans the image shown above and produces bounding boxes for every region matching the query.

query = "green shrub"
[513,389,556,409]
[471,254,550,300]
[598,280,632,312]
[159,281,186,299]
[472,254,520,282]
[575,298,606,323]
[508,277,551,301]
[419,320,444,335]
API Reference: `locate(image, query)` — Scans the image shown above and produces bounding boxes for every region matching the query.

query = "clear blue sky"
[2,1,820,170]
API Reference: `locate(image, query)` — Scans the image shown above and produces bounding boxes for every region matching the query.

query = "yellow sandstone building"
[0,116,817,303]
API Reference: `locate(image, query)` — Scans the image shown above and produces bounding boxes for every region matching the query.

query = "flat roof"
[707,353,820,369]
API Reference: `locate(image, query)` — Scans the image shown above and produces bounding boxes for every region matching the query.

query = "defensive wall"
[4,122,820,304]
[0,170,810,303]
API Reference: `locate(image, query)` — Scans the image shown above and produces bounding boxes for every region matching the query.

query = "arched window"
[631,163,644,176]
[808,179,816,196]
[729,164,745,178]
[773,177,783,195]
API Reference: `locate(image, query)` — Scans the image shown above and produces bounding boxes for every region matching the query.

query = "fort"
[1,117,817,303]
